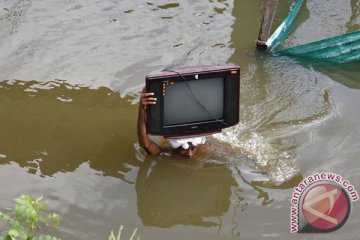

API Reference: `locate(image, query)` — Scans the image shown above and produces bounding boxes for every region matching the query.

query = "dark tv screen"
[163,77,224,126]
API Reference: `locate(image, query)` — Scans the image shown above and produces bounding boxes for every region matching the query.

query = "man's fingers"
[146,97,157,101]
[140,91,156,107]
[142,95,157,105]
[142,96,157,102]
[143,92,155,97]
[143,100,157,105]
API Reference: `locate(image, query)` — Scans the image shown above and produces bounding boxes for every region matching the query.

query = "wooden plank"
[257,0,279,50]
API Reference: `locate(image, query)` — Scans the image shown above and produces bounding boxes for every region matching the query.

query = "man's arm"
[137,88,162,155]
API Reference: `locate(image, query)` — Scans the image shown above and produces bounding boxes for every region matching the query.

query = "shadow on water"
[0,79,139,182]
[318,62,360,89]
[291,59,360,89]
[135,157,236,228]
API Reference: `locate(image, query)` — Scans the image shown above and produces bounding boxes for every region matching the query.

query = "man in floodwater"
[137,88,211,158]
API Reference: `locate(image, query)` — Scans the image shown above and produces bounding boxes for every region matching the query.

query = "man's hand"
[137,87,161,155]
[140,88,157,111]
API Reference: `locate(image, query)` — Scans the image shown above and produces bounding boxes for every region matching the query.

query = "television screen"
[146,65,240,138]
[163,77,224,126]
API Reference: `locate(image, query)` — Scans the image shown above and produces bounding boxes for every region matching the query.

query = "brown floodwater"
[0,0,360,239]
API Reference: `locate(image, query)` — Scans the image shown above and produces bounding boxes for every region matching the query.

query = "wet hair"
[178,142,196,150]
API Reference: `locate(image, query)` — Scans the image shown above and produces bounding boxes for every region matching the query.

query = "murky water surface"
[1,0,360,239]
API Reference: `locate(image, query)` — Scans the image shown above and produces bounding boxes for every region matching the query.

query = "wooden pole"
[256,0,279,50]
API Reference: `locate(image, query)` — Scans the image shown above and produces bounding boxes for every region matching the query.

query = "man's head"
[169,136,206,158]
[176,142,198,157]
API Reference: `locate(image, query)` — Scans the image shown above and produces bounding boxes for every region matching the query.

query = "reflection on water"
[348,0,360,31]
[136,157,236,228]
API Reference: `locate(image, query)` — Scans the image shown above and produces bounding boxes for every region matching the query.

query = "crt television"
[145,65,240,138]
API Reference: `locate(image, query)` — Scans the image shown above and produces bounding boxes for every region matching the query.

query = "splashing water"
[213,123,300,184]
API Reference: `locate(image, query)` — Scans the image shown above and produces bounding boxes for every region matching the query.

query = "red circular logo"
[301,183,350,231]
